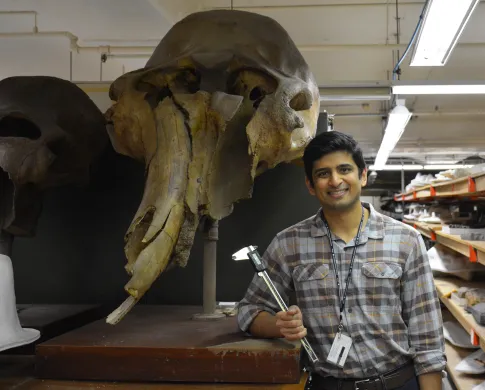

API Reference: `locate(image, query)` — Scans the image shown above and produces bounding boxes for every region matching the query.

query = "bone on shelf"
[435,277,485,351]
[395,172,485,201]
[442,309,485,390]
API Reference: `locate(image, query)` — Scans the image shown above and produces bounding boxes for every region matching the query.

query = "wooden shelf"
[395,173,485,202]
[442,309,485,390]
[402,220,485,267]
[403,220,441,240]
[436,232,485,266]
[435,277,485,351]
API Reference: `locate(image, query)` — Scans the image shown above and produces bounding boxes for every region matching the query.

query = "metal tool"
[233,245,319,363]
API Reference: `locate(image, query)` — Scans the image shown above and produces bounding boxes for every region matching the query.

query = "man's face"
[305,151,367,211]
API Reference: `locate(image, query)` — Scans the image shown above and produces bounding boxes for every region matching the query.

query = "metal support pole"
[192,219,225,321]
[401,168,405,218]
[203,219,218,315]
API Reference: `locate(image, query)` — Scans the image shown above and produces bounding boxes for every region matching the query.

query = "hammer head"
[232,245,257,261]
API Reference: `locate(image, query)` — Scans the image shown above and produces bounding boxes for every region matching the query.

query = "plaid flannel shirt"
[237,203,446,379]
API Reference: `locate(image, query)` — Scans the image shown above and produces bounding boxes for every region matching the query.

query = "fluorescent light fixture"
[424,160,460,165]
[369,164,423,171]
[410,0,480,66]
[423,164,473,170]
[369,164,474,171]
[393,84,485,95]
[373,102,412,170]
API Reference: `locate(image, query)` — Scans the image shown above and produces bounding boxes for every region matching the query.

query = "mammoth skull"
[106,9,319,323]
[0,76,107,238]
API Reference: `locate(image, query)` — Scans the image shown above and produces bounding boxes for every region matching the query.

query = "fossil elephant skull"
[0,76,107,238]
[105,9,320,323]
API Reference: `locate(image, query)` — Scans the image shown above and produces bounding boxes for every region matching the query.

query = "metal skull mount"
[106,10,319,323]
[0,76,107,239]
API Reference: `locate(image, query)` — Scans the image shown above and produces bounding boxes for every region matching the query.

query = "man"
[237,131,445,390]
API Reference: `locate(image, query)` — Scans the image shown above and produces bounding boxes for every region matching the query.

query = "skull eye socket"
[227,69,277,109]
[0,115,41,140]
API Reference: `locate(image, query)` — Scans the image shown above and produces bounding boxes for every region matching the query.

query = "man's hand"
[275,305,307,341]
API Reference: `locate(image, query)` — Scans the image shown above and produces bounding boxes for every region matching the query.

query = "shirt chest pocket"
[360,261,403,309]
[292,263,336,310]
[362,262,402,279]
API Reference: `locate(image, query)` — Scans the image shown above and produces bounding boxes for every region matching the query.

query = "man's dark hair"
[303,131,366,187]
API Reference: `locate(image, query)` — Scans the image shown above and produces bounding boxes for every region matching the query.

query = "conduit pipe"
[208,1,426,10]
[2,9,485,56]
[1,31,485,55]
[334,111,485,118]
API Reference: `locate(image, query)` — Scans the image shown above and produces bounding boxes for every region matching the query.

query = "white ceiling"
[1,0,485,163]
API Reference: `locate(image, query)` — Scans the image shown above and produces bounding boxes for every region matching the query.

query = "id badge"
[326,333,352,368]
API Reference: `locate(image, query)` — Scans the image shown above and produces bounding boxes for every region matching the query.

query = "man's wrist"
[418,371,442,390]
[249,311,283,338]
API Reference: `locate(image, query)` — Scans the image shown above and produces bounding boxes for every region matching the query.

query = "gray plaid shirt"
[237,203,446,379]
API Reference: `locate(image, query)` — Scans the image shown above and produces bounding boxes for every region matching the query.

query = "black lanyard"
[322,206,364,334]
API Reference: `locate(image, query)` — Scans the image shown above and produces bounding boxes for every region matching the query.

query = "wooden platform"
[35,305,302,384]
[0,304,103,355]
[0,356,307,389]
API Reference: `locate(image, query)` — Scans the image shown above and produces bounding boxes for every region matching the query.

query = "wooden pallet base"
[35,305,302,384]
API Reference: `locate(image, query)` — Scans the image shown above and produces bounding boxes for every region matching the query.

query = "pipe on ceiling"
[2,31,484,54]
[2,10,484,54]
[209,1,427,11]
[334,111,485,117]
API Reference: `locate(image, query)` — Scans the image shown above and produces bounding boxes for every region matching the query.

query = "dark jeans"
[306,374,421,390]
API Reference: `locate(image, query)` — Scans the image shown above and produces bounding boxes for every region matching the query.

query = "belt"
[309,361,415,390]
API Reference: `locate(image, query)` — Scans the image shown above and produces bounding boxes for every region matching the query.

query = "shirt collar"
[310,202,385,240]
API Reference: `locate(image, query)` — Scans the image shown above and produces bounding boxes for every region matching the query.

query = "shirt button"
[354,335,362,342]
[348,308,352,313]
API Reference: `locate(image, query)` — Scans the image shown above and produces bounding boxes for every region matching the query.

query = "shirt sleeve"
[236,234,294,333]
[401,230,447,376]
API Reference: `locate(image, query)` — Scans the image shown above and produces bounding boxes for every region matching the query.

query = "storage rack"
[395,176,485,390]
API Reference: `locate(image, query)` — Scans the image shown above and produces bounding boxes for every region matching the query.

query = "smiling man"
[237,131,445,390]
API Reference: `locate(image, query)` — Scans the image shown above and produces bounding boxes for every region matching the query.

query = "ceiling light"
[393,84,485,95]
[373,102,412,170]
[424,160,460,165]
[369,164,474,171]
[410,0,480,66]
[369,164,423,171]
[423,164,474,170]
